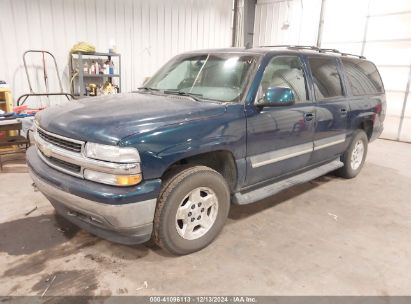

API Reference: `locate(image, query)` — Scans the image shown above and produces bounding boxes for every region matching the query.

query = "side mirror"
[256,86,295,107]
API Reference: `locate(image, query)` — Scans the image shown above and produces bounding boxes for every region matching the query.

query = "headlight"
[85,142,140,163]
[84,169,142,186]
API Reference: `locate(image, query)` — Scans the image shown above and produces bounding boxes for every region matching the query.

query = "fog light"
[84,169,142,186]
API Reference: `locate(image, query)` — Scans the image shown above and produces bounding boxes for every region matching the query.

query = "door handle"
[304,112,315,121]
[340,108,348,116]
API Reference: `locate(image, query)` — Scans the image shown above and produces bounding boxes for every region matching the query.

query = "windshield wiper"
[163,90,202,102]
[137,87,160,92]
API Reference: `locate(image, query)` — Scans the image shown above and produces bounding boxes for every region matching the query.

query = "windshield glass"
[144,53,257,102]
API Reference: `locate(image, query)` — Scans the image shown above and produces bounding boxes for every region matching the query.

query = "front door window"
[257,56,309,103]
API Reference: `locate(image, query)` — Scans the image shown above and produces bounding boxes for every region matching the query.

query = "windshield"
[144,53,257,102]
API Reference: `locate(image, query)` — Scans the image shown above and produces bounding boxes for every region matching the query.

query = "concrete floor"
[0,139,410,296]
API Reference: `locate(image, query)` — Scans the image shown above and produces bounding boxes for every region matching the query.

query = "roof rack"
[260,45,320,51]
[319,48,366,59]
[340,52,366,60]
[259,45,366,59]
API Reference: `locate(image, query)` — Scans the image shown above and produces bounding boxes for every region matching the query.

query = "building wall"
[253,0,411,142]
[253,0,322,47]
[0,0,233,106]
[321,0,411,142]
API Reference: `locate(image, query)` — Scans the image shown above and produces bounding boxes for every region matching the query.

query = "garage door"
[252,0,411,142]
[320,0,411,142]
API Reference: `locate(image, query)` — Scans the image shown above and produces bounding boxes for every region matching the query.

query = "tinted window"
[342,58,384,95]
[258,56,308,103]
[308,57,344,100]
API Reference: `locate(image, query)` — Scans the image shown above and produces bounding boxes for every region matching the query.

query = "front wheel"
[153,166,230,255]
[337,129,368,179]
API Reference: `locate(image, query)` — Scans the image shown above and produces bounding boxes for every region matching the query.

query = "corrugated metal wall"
[253,0,322,47]
[320,0,411,142]
[253,0,411,142]
[232,0,245,47]
[0,0,233,105]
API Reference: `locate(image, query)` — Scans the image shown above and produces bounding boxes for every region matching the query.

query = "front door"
[245,55,315,186]
[306,56,349,164]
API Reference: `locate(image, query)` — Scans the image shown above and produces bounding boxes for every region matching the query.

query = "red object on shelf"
[13,105,43,115]
[13,105,28,113]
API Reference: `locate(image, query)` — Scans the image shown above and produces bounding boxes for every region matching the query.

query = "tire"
[337,129,368,179]
[153,166,230,255]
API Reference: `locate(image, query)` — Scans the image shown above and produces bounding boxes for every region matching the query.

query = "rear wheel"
[153,166,230,255]
[337,129,368,179]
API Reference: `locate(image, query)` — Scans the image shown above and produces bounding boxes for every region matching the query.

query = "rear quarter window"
[341,58,384,96]
[308,57,344,100]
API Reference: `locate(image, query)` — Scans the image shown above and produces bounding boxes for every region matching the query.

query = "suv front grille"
[37,128,82,153]
[45,155,81,173]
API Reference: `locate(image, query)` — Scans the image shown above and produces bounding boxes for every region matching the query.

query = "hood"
[36,92,227,145]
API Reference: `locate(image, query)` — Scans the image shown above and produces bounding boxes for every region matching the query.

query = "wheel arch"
[350,112,374,141]
[358,119,373,141]
[161,150,238,193]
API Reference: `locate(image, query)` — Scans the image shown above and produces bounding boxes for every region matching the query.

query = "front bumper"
[27,147,161,245]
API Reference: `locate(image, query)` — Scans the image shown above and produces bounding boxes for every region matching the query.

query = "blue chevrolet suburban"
[27,46,385,255]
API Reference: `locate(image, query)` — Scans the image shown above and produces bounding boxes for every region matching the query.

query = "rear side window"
[308,57,344,100]
[342,59,384,95]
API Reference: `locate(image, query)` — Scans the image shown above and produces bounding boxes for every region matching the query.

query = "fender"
[347,96,381,139]
[119,103,246,180]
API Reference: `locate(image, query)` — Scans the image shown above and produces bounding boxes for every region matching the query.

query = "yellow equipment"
[70,42,96,54]
[0,88,15,136]
[0,88,13,113]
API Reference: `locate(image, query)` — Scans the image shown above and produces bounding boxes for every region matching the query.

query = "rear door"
[307,56,349,164]
[245,54,316,186]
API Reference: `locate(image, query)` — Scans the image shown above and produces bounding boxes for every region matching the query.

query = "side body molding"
[249,134,347,168]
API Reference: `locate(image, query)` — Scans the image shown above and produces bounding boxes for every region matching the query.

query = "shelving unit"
[70,52,122,98]
[0,88,14,113]
[81,74,121,78]
[0,88,16,140]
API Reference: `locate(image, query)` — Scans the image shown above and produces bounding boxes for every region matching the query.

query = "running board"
[233,158,343,205]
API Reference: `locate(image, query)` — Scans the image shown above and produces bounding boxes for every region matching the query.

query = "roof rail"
[318,48,340,54]
[259,44,366,59]
[340,52,366,60]
[260,45,320,51]
[319,48,366,59]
